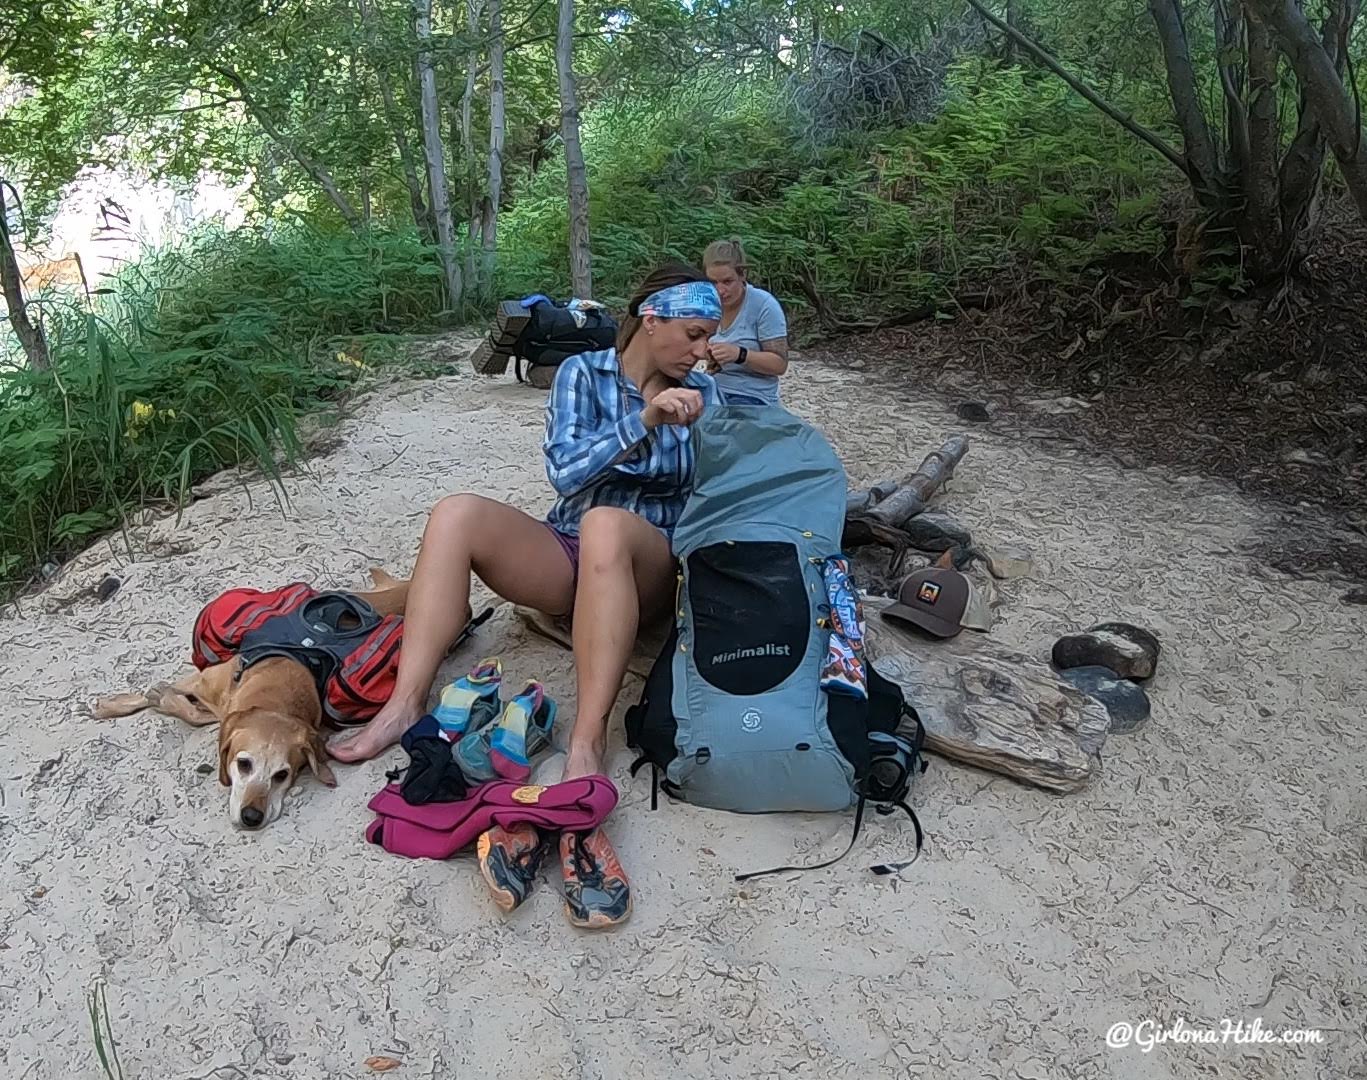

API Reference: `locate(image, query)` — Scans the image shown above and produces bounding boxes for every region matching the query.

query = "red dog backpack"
[191,584,403,726]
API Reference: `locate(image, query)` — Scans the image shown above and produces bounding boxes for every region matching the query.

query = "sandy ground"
[1,345,1363,1080]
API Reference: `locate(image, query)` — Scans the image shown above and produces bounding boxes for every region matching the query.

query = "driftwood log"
[519,598,1108,794]
[844,433,971,554]
[518,606,664,681]
[863,598,1108,793]
[845,477,903,515]
[854,434,969,529]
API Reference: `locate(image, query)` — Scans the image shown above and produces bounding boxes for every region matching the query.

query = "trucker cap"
[882,567,993,637]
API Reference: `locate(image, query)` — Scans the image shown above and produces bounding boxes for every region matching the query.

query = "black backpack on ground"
[513,299,617,383]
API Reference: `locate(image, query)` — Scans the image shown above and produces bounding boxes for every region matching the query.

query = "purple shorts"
[546,524,581,583]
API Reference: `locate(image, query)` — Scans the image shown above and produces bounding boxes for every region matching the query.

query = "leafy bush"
[496,63,1169,319]
[0,225,445,593]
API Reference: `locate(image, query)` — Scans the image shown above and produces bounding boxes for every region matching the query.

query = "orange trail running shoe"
[478,823,552,913]
[559,826,632,929]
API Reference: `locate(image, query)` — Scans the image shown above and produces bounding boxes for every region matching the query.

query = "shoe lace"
[570,834,605,887]
[514,832,549,872]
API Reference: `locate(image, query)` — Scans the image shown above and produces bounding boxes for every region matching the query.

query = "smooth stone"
[1057,666,1152,733]
[1051,621,1160,680]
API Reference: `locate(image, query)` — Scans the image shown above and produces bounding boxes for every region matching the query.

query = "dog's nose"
[240,806,265,829]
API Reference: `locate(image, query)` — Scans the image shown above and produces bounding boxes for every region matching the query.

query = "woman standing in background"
[701,238,790,406]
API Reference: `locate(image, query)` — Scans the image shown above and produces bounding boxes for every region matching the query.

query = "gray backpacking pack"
[626,406,875,813]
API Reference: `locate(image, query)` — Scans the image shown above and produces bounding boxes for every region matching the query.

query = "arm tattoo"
[759,336,789,360]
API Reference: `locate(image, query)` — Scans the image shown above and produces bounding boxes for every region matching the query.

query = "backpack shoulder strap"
[733,792,926,882]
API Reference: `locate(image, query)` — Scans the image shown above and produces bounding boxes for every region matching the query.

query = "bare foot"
[561,738,605,781]
[329,698,422,762]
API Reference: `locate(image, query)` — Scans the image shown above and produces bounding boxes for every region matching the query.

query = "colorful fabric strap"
[637,281,722,322]
[820,555,869,700]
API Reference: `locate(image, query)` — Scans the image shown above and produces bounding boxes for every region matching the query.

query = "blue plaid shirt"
[544,349,719,536]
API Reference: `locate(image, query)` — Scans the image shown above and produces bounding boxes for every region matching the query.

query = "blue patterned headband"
[637,281,722,322]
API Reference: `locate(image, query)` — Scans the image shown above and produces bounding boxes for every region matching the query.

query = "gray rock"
[1058,666,1152,733]
[982,544,1034,579]
[1052,621,1160,680]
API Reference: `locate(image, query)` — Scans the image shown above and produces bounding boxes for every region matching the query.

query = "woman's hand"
[643,387,705,429]
[706,341,741,365]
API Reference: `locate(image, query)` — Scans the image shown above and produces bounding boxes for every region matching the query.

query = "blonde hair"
[703,236,748,276]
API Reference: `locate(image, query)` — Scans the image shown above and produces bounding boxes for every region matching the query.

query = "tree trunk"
[0,183,51,371]
[414,0,463,310]
[349,51,373,228]
[357,0,434,243]
[1148,0,1226,200]
[481,0,506,284]
[459,0,482,293]
[1242,9,1294,274]
[1245,0,1367,222]
[556,0,593,298]
[1213,1,1250,177]
[1004,0,1019,63]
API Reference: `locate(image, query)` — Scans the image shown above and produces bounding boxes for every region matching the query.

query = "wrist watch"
[736,346,749,367]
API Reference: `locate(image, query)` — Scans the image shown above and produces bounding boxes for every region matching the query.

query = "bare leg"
[561,507,675,780]
[330,495,577,762]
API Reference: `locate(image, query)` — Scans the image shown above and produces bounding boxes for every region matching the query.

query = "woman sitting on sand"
[701,237,790,406]
[331,263,722,929]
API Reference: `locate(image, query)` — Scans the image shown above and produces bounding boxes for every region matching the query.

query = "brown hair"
[617,261,709,351]
[702,236,748,275]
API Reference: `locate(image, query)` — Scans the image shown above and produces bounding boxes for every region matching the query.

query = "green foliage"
[496,64,1168,319]
[0,226,444,595]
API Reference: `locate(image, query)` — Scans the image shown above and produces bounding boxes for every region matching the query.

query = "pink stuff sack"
[365,774,619,860]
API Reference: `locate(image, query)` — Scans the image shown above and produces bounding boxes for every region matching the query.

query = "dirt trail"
[1,345,1362,1079]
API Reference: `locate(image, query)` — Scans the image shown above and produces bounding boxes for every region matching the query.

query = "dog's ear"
[217,720,238,787]
[305,734,337,788]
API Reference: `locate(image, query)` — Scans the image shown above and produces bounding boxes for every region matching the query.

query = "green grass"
[87,979,126,1080]
[0,225,448,596]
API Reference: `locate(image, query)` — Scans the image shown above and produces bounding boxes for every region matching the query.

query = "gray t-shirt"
[711,285,788,405]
